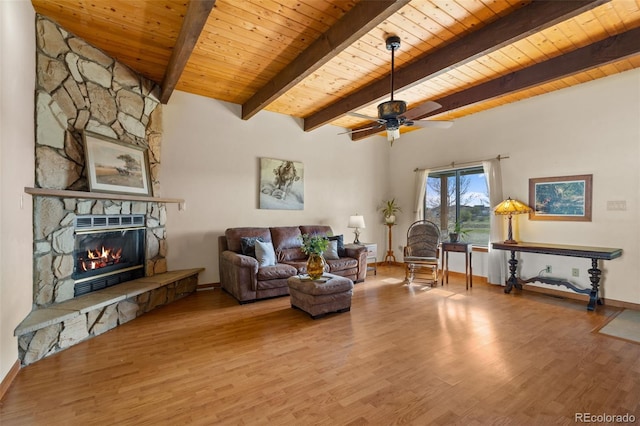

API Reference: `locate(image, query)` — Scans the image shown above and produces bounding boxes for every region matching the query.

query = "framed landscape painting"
[83,131,152,196]
[259,157,304,210]
[529,174,592,221]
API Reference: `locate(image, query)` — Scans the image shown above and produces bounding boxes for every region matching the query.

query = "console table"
[492,242,622,311]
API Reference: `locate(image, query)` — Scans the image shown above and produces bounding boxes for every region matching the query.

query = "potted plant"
[300,234,329,279]
[380,199,401,224]
[449,221,471,243]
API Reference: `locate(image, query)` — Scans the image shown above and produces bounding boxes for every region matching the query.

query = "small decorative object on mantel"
[380,199,401,224]
[300,234,329,280]
[83,131,152,196]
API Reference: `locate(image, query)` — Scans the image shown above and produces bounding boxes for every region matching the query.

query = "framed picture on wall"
[83,131,152,196]
[529,174,592,221]
[259,157,304,210]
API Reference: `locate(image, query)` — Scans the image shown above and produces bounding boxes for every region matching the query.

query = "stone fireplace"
[14,15,203,366]
[32,197,167,307]
[73,214,146,296]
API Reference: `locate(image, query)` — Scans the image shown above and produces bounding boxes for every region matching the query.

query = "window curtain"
[413,169,430,222]
[483,159,506,285]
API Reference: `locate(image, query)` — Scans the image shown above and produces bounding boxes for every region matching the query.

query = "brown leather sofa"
[219,225,367,303]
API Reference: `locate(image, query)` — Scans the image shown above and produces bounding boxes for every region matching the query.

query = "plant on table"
[449,221,471,242]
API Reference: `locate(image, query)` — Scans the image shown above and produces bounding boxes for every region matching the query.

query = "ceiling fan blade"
[417,101,443,115]
[338,124,384,135]
[406,120,453,129]
[347,112,386,123]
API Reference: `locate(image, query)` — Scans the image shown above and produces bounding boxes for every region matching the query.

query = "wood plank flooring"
[1,266,639,425]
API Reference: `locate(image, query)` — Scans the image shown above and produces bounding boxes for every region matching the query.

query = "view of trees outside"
[424,167,490,245]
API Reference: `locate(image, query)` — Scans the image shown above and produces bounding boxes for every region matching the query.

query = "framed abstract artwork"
[259,157,304,210]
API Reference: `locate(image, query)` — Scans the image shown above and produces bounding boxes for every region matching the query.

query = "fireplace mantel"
[25,187,184,204]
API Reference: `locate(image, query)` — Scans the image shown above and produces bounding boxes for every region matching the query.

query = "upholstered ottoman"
[287,273,354,319]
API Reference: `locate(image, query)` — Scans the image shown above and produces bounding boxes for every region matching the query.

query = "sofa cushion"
[257,264,297,281]
[328,235,345,257]
[325,257,358,272]
[270,226,306,261]
[282,260,309,274]
[240,236,264,258]
[255,240,277,267]
[225,228,271,253]
[324,240,339,260]
[299,225,333,237]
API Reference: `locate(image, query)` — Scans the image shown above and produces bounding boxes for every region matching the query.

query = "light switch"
[606,200,627,211]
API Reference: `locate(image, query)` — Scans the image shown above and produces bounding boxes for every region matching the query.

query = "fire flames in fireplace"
[79,246,123,272]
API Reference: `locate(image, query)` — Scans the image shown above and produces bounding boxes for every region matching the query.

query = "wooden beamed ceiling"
[31,0,640,142]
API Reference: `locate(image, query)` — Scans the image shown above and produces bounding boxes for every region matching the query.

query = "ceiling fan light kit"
[345,35,453,145]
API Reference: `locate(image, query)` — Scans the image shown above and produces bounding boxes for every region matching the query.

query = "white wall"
[1,0,35,381]
[161,91,391,284]
[390,69,640,304]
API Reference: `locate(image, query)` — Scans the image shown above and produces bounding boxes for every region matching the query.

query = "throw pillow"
[240,236,263,258]
[255,240,277,267]
[324,240,339,260]
[328,234,345,257]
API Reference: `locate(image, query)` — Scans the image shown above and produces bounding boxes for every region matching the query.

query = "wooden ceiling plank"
[160,0,216,104]
[217,1,325,44]
[351,25,640,140]
[305,0,609,131]
[241,0,411,120]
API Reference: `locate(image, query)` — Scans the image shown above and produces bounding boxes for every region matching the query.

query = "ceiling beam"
[304,0,609,132]
[241,0,411,120]
[160,0,216,104]
[350,26,640,141]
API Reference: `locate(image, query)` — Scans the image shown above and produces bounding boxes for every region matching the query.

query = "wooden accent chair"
[403,220,441,285]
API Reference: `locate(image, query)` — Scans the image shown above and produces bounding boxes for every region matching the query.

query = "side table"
[441,242,472,290]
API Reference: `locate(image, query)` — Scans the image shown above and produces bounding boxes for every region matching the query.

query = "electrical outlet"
[545,265,552,273]
[572,268,579,277]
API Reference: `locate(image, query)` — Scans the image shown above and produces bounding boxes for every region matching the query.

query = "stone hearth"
[16,268,203,366]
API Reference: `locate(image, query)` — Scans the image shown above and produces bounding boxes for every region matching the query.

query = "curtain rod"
[413,154,510,173]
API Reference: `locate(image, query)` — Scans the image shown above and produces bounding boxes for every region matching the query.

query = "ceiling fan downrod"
[378,35,406,120]
[386,35,400,102]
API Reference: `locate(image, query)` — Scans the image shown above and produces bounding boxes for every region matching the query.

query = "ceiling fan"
[342,36,453,145]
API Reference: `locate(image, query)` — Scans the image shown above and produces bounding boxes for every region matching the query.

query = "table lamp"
[348,215,366,244]
[493,197,531,244]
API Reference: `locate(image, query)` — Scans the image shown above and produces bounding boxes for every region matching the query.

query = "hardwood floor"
[1,266,639,425]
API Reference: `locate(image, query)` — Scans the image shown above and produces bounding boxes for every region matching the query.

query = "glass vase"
[306,253,326,280]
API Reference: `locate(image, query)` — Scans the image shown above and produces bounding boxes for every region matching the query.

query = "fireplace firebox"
[73,214,146,297]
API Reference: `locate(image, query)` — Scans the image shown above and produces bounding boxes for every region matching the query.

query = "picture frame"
[259,157,304,210]
[529,174,592,221]
[83,131,152,196]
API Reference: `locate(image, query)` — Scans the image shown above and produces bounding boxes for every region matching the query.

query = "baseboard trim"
[197,282,220,291]
[0,359,20,401]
